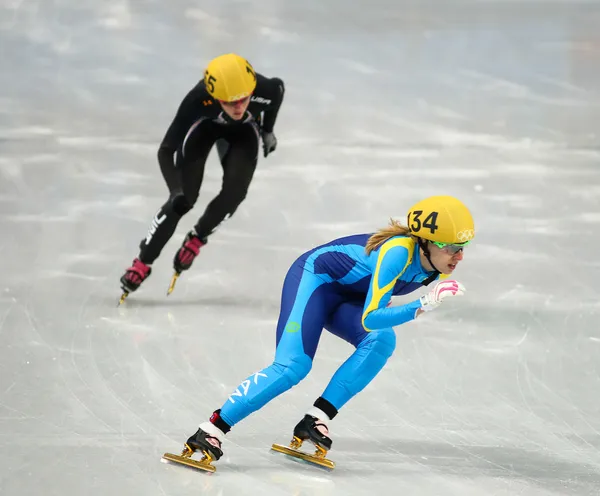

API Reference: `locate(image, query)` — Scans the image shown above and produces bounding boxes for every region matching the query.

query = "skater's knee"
[273,354,312,387]
[360,329,396,359]
[167,192,194,216]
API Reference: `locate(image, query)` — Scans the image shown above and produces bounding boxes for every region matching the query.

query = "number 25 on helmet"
[203,53,257,102]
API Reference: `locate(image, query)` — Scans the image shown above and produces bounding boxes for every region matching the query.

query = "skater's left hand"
[419,279,466,312]
[261,130,277,157]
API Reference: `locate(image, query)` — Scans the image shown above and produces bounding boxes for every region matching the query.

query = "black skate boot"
[167,230,207,295]
[271,415,335,469]
[185,427,223,461]
[118,258,151,304]
[162,427,223,473]
[293,414,333,451]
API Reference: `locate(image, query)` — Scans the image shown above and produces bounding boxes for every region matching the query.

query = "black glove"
[261,130,277,158]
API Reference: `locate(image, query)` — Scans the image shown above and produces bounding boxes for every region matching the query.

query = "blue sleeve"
[362,240,421,331]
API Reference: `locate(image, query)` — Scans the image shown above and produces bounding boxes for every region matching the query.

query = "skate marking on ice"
[162,445,216,473]
[271,436,335,470]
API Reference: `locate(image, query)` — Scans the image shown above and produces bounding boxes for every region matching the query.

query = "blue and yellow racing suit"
[219,233,446,427]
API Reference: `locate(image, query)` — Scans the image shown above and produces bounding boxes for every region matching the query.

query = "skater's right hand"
[419,279,466,312]
[169,190,192,216]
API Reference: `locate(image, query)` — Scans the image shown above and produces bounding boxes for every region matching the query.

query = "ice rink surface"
[1,0,600,494]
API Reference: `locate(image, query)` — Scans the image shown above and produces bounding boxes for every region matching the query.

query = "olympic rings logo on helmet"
[456,229,474,243]
[227,92,251,102]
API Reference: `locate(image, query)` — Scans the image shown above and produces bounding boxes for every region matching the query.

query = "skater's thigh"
[275,264,343,361]
[222,121,260,155]
[180,119,220,162]
[324,301,371,348]
[179,159,208,204]
[221,124,260,183]
[178,122,220,202]
[215,138,229,163]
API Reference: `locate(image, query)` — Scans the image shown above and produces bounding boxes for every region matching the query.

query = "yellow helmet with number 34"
[204,53,257,102]
[407,195,475,245]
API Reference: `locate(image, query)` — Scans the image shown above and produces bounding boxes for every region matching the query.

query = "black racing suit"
[138,73,284,264]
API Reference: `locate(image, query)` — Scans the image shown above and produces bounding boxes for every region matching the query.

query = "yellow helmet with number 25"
[204,53,257,102]
[407,195,475,244]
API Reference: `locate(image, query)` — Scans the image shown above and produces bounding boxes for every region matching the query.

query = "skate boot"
[162,426,223,473]
[293,414,333,451]
[271,415,335,469]
[186,427,223,460]
[167,230,206,295]
[118,258,151,305]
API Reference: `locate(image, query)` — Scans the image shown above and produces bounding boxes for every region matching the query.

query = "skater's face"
[427,241,466,274]
[219,96,251,120]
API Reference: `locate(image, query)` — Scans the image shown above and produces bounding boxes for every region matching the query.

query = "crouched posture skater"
[183,195,475,466]
[119,52,284,300]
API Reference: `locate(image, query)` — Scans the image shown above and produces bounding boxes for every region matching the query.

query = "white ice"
[1,0,600,495]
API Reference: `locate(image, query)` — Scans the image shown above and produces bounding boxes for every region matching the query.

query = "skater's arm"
[362,240,422,331]
[363,297,422,331]
[259,76,285,132]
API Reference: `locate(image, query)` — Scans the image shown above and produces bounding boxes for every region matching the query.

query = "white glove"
[419,280,466,312]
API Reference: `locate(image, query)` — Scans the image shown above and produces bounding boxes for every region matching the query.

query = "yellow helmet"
[407,195,475,244]
[204,53,257,102]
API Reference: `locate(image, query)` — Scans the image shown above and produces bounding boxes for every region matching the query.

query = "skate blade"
[118,291,129,306]
[161,452,216,473]
[167,272,180,295]
[271,443,335,470]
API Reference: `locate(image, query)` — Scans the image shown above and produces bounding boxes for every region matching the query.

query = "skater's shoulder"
[375,235,415,255]
[369,236,417,271]
[252,73,285,102]
[177,80,219,115]
[255,72,285,88]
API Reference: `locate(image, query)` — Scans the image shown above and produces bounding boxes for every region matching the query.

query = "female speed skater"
[165,194,475,471]
[119,53,284,302]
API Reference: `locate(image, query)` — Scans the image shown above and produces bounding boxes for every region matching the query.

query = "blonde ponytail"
[365,218,412,255]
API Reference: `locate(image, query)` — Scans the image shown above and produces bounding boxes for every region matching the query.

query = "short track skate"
[162,444,217,473]
[118,258,152,305]
[271,436,335,470]
[166,231,205,296]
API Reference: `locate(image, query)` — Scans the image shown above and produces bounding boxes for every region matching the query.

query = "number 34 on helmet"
[203,53,257,103]
[407,195,475,245]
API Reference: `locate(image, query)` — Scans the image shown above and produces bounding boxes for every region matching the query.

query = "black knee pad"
[169,192,193,216]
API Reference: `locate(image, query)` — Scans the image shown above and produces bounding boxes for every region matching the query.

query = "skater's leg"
[279,302,395,452]
[318,301,397,412]
[139,140,213,264]
[119,125,217,296]
[193,123,259,239]
[119,193,189,294]
[137,198,192,265]
[215,268,341,429]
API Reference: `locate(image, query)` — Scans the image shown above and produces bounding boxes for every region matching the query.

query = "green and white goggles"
[431,240,471,255]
